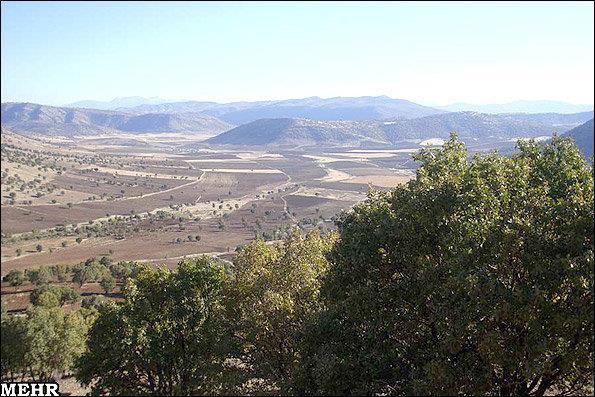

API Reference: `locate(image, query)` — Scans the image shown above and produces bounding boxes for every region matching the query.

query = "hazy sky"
[1,1,593,106]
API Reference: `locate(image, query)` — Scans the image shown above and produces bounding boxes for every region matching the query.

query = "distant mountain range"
[118,96,446,123]
[3,100,593,149]
[0,102,232,137]
[435,100,593,114]
[564,118,594,158]
[68,96,594,118]
[206,111,593,147]
[66,96,178,110]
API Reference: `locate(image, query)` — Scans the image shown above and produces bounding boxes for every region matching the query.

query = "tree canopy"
[76,257,231,395]
[294,135,594,396]
[1,302,94,382]
[225,230,337,393]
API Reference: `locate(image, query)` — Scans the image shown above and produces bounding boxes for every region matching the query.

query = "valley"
[1,129,415,275]
[1,98,593,314]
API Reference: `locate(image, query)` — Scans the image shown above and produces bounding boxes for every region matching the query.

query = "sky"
[1,1,593,106]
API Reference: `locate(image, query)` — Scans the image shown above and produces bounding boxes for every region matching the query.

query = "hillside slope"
[1,102,232,136]
[564,118,594,158]
[381,112,572,142]
[504,111,593,127]
[206,112,578,147]
[67,96,177,110]
[205,118,388,146]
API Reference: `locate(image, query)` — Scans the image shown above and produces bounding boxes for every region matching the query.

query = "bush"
[99,275,116,293]
[81,295,108,309]
[72,259,110,286]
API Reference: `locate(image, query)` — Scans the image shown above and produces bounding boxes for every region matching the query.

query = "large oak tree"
[295,135,594,396]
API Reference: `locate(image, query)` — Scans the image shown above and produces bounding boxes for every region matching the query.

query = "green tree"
[99,275,116,294]
[30,285,80,307]
[76,257,231,395]
[108,261,138,281]
[35,291,61,308]
[53,264,69,282]
[2,270,26,287]
[25,306,93,381]
[99,256,112,267]
[72,259,109,286]
[58,287,80,306]
[1,303,28,381]
[295,135,594,396]
[81,295,108,310]
[225,230,337,393]
[26,267,51,286]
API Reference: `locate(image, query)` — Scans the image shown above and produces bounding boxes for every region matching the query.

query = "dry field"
[1,132,417,279]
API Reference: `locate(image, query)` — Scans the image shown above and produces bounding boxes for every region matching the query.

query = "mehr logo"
[0,383,59,397]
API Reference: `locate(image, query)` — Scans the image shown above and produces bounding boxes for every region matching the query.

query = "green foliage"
[1,302,95,382]
[2,270,26,287]
[81,295,108,310]
[72,258,110,286]
[295,135,594,396]
[99,275,116,293]
[34,291,61,308]
[76,257,231,395]
[59,287,80,306]
[25,306,93,381]
[98,256,112,267]
[1,303,28,381]
[30,285,80,308]
[52,264,69,282]
[224,230,338,393]
[108,261,139,281]
[26,267,52,285]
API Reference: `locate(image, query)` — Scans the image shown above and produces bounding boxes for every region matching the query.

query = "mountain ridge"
[66,96,179,110]
[205,111,590,147]
[1,102,232,137]
[117,95,447,123]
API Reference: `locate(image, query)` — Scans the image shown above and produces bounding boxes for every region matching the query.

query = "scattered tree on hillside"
[2,270,26,287]
[99,276,116,294]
